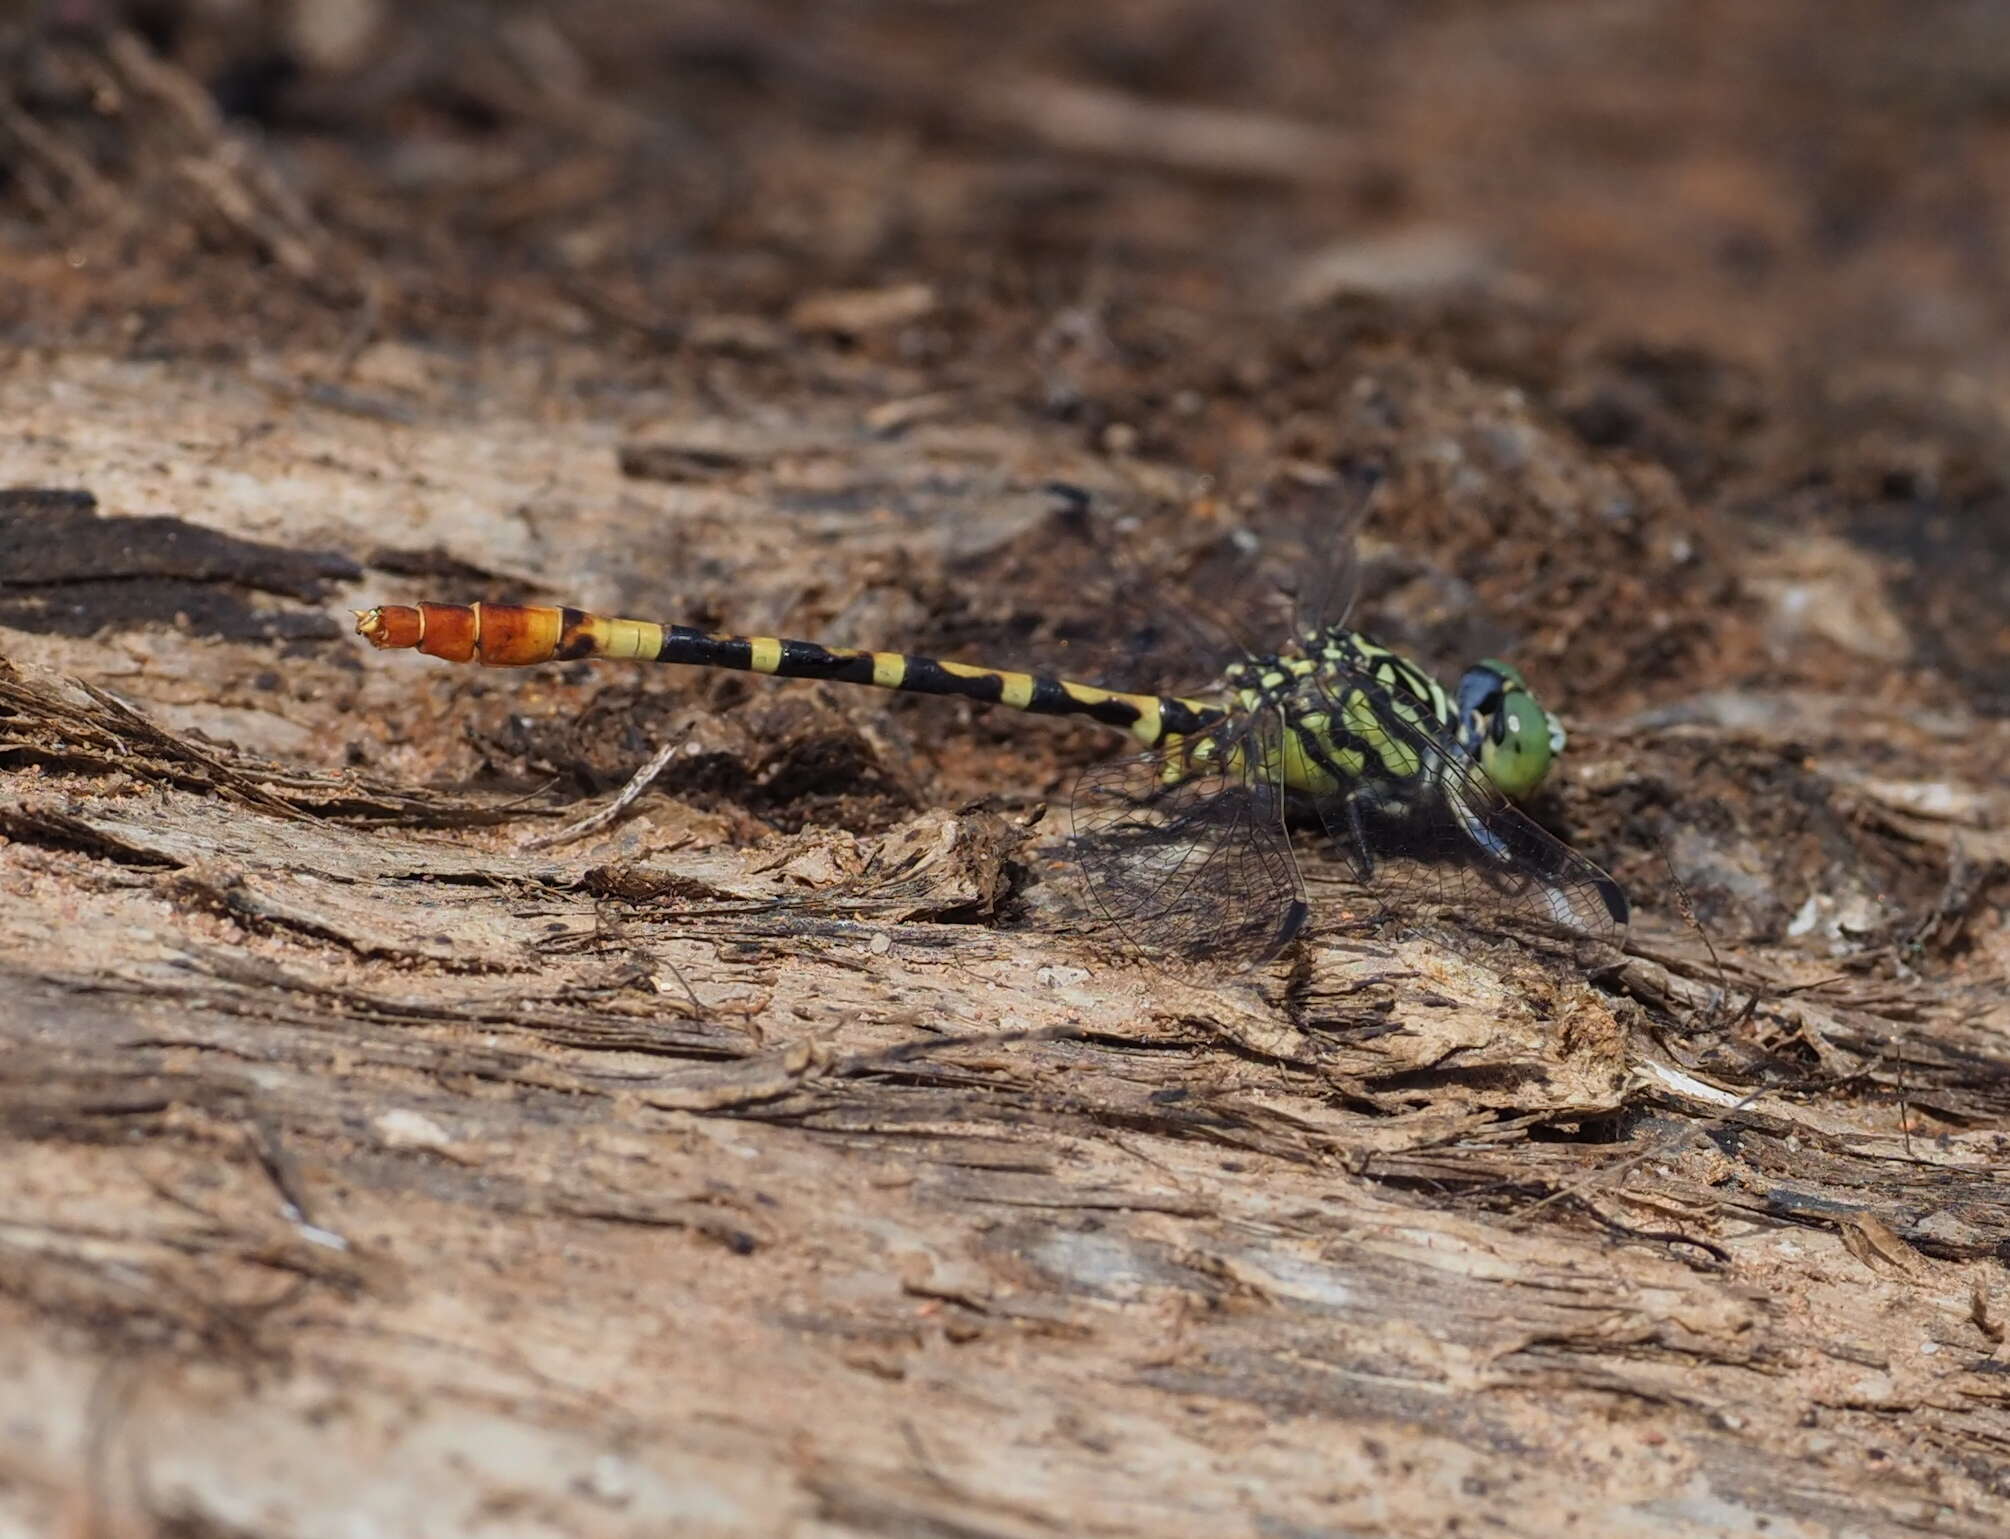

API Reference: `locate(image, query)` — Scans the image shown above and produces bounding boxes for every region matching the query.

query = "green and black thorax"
[1174,626,1565,803]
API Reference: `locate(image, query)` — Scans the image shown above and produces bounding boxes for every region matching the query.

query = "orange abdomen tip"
[465,603,565,666]
[353,602,564,665]
[354,605,424,650]
[352,602,479,662]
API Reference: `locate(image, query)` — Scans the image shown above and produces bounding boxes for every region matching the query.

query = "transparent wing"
[1304,671,1629,944]
[1068,712,1308,970]
[948,472,1382,702]
[1271,460,1380,639]
[928,486,1237,700]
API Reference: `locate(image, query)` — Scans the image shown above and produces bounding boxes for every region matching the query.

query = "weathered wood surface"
[5,8,2010,1536]
[3,353,2007,1538]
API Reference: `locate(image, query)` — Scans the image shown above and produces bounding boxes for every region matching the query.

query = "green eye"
[1481,692,1557,798]
[1459,660,1565,799]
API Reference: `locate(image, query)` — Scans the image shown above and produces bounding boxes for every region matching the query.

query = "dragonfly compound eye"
[1483,691,1558,798]
[1453,660,1555,799]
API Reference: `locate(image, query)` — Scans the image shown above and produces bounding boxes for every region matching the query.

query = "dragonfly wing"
[1269,460,1381,639]
[1305,673,1629,943]
[1017,468,1382,700]
[1068,714,1308,969]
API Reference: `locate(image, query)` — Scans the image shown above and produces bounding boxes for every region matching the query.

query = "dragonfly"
[354,514,1627,969]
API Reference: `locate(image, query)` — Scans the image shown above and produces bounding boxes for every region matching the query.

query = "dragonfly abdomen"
[355,601,1222,747]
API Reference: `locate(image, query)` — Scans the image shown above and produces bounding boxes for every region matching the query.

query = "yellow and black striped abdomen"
[354,601,1221,748]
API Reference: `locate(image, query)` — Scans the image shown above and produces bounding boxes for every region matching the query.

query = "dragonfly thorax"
[1214,633,1463,799]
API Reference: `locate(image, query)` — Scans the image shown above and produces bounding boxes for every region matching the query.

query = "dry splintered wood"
[1,380,2006,1538]
[3,15,2009,1525]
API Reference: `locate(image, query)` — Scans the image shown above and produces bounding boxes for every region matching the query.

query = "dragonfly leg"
[1341,793,1376,884]
[1449,793,1514,865]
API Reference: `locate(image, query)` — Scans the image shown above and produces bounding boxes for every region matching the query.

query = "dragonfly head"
[1455,659,1567,799]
